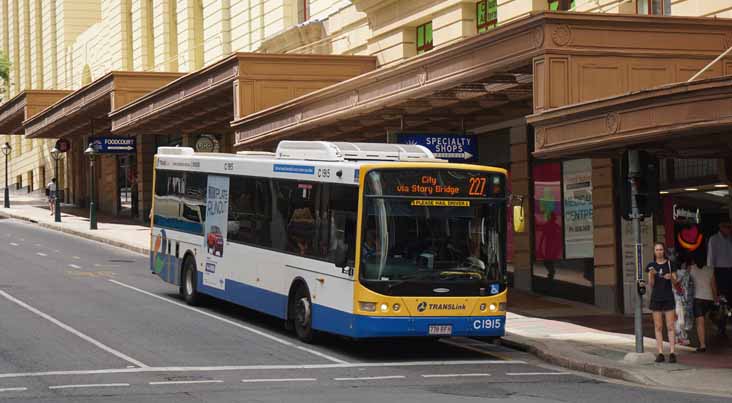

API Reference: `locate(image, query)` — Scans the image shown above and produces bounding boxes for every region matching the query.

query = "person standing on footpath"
[707,221,732,336]
[689,255,718,352]
[46,178,57,216]
[648,243,678,363]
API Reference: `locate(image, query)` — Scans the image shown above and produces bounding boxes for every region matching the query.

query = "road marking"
[506,372,571,376]
[0,290,148,368]
[36,252,47,257]
[334,375,405,381]
[9,242,18,246]
[49,383,130,390]
[149,380,223,385]
[422,373,491,378]
[439,338,512,361]
[0,387,27,392]
[68,264,81,269]
[108,279,348,364]
[0,360,525,379]
[242,378,316,383]
[72,256,81,260]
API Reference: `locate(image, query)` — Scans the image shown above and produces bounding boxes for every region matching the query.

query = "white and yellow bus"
[150,141,521,342]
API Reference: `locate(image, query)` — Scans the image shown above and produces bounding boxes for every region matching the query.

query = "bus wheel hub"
[296,298,310,326]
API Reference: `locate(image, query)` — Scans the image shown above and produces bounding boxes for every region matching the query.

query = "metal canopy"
[0,90,71,135]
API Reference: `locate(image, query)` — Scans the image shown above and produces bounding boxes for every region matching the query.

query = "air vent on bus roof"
[236,151,276,157]
[331,142,436,161]
[274,141,437,162]
[157,146,194,155]
[276,141,343,161]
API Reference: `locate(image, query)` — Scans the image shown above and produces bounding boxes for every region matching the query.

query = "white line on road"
[68,264,81,269]
[36,252,47,257]
[421,373,491,378]
[9,242,18,246]
[72,256,81,260]
[49,383,130,390]
[241,378,316,383]
[0,387,27,392]
[0,290,148,368]
[506,372,571,376]
[334,375,406,381]
[0,360,524,379]
[149,380,223,385]
[108,279,348,364]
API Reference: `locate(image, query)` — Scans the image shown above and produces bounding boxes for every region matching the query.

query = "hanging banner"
[562,159,594,259]
[203,175,230,291]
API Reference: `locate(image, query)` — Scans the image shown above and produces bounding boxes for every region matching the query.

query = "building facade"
[2,0,732,312]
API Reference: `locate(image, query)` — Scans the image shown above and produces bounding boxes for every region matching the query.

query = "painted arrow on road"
[433,152,474,160]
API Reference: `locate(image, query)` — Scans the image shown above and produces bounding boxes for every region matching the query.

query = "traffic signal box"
[618,151,660,220]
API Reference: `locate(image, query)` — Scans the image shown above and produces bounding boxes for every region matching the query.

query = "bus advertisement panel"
[203,175,229,290]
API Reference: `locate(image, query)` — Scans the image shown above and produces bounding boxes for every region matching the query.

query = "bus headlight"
[479,303,487,311]
[380,303,389,312]
[393,303,400,312]
[489,303,497,312]
[359,302,376,312]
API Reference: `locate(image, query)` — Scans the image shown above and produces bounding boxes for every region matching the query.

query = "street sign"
[396,133,478,162]
[89,137,136,154]
[55,139,70,153]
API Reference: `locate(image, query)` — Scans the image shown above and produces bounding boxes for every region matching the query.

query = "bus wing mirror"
[513,205,526,233]
[334,244,349,269]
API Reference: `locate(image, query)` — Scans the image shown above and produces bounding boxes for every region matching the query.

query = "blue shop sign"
[90,137,136,154]
[397,133,478,162]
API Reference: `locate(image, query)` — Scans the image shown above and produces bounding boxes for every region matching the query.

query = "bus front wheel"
[292,287,314,343]
[181,256,201,306]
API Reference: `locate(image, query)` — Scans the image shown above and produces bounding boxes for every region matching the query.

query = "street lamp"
[84,143,98,230]
[49,146,63,222]
[1,142,11,208]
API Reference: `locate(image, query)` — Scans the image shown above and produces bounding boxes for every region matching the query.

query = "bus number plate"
[428,325,452,336]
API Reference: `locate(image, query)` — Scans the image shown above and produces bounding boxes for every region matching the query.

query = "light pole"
[50,147,63,222]
[1,142,10,208]
[84,143,98,230]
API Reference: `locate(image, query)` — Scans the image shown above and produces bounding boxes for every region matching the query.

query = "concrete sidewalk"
[0,204,150,254]
[503,291,732,397]
[1,204,731,396]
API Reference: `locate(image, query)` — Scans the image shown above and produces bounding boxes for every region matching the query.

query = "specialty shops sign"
[397,133,478,162]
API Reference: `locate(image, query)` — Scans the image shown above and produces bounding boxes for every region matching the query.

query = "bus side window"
[228,176,272,248]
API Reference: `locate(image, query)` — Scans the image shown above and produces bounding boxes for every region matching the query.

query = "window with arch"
[476,0,497,33]
[637,0,671,15]
[416,21,433,54]
[548,0,575,11]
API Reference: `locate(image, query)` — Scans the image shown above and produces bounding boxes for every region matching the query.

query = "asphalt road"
[0,217,727,403]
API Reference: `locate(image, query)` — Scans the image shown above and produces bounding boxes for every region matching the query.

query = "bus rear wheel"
[292,287,314,343]
[180,256,201,306]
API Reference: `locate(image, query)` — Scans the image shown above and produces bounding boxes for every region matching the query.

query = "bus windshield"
[360,169,506,297]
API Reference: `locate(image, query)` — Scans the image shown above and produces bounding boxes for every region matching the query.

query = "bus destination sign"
[366,169,504,198]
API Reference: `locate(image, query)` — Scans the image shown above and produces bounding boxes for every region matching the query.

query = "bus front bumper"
[346,314,506,339]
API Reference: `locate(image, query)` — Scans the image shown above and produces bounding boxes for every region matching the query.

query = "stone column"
[510,125,532,291]
[592,158,618,311]
[137,134,156,222]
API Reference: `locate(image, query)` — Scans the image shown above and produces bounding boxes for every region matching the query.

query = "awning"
[528,75,732,159]
[108,53,377,137]
[0,90,72,134]
[231,12,732,150]
[23,71,185,139]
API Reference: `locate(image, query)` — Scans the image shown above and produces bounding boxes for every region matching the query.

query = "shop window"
[637,0,671,15]
[476,0,497,33]
[15,175,22,190]
[548,0,575,11]
[297,0,309,23]
[416,21,433,55]
[27,170,33,192]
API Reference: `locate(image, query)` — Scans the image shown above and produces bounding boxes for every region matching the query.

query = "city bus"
[150,141,524,342]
